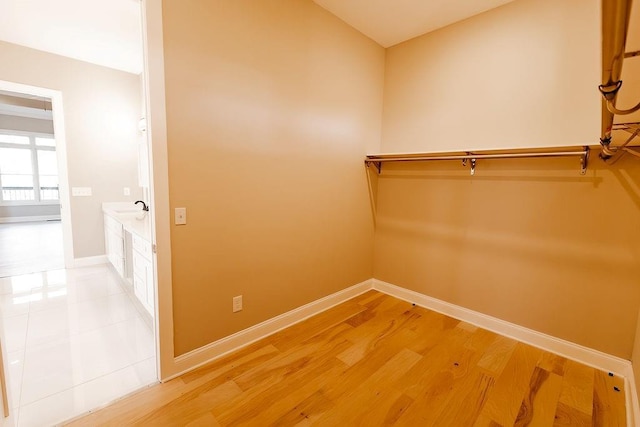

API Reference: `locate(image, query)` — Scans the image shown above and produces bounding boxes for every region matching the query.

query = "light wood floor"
[67,291,626,426]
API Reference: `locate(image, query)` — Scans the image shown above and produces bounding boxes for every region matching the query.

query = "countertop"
[102,202,152,241]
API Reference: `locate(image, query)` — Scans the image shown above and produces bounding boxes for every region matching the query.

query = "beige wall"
[373,156,640,358]
[0,41,143,258]
[158,0,640,361]
[381,0,599,153]
[161,0,384,355]
[376,0,640,359]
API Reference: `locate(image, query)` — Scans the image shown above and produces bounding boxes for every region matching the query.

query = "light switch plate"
[124,187,131,196]
[71,187,92,197]
[233,295,243,312]
[175,207,187,225]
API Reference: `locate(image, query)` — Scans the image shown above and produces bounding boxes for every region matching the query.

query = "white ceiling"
[0,0,143,74]
[0,0,517,75]
[313,0,517,47]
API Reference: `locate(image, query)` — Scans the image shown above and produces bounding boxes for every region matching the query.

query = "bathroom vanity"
[102,203,154,317]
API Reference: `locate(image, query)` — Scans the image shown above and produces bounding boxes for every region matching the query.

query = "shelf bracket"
[580,146,589,175]
[365,160,381,174]
[463,153,476,175]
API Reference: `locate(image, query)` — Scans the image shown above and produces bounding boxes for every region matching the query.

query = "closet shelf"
[365,146,590,176]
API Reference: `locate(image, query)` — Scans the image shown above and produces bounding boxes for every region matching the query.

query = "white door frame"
[0,80,74,267]
[141,0,173,380]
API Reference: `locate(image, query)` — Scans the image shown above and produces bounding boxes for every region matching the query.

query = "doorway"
[0,83,73,274]
[0,54,157,427]
[0,90,65,278]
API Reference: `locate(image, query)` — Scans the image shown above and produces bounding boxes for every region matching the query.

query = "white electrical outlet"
[233,295,243,313]
[124,187,131,196]
[175,207,187,225]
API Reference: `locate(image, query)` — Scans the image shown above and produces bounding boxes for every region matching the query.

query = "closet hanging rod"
[365,146,590,175]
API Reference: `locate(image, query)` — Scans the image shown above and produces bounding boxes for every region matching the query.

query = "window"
[0,132,58,204]
[0,134,29,145]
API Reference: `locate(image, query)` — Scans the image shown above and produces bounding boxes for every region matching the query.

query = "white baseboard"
[72,255,108,268]
[372,279,637,426]
[166,279,373,381]
[372,279,630,374]
[0,215,60,224]
[626,365,640,427]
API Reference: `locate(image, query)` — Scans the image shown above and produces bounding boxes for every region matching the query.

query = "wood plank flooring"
[66,291,626,426]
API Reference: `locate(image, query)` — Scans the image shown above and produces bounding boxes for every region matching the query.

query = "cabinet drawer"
[132,234,152,260]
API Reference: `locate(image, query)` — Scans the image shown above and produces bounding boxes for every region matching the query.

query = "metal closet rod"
[365,146,590,175]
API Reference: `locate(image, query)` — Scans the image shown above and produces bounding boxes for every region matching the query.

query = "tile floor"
[0,222,64,279]
[0,266,157,426]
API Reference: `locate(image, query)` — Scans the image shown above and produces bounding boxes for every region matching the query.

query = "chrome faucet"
[135,200,149,212]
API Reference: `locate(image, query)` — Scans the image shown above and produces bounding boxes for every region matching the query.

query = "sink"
[106,209,140,217]
[112,210,147,220]
[103,204,147,221]
[110,208,140,214]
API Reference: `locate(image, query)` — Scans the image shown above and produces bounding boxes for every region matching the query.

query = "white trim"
[0,215,60,223]
[626,364,640,427]
[0,103,53,120]
[51,94,74,270]
[72,255,108,268]
[165,279,373,382]
[142,0,170,382]
[372,279,631,375]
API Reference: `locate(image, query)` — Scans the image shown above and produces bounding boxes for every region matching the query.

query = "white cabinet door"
[132,234,151,259]
[104,214,124,276]
[104,213,154,316]
[132,237,153,315]
[145,261,154,311]
[133,273,147,306]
